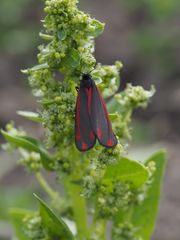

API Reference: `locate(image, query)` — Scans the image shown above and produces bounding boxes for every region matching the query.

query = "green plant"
[1,0,167,239]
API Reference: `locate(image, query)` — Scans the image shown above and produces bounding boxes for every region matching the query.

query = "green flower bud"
[23,213,49,240]
[116,84,155,109]
[112,222,142,240]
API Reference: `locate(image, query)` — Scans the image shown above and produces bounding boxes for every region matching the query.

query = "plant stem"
[35,172,58,199]
[92,203,107,240]
[97,220,106,240]
[64,178,90,240]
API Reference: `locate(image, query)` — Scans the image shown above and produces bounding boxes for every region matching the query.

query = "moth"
[75,74,117,151]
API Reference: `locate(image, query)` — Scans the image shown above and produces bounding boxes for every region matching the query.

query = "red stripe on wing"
[90,80,117,148]
[75,86,96,151]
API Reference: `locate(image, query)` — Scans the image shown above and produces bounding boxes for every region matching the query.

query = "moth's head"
[81,74,93,88]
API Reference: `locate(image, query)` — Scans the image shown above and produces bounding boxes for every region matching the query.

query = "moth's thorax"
[81,74,93,89]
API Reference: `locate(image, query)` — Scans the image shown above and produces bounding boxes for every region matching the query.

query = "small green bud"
[23,213,48,240]
[112,222,142,240]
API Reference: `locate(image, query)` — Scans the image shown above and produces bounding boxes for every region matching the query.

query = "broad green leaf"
[17,111,42,123]
[88,20,105,37]
[1,130,39,152]
[9,208,33,240]
[131,150,167,240]
[34,194,75,240]
[105,157,149,188]
[1,130,53,170]
[20,136,40,146]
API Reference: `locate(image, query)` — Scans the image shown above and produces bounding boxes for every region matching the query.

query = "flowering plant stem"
[1,1,167,239]
[65,179,90,239]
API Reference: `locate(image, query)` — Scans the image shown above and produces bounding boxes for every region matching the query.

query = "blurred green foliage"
[123,0,180,19]
[0,187,36,220]
[122,0,180,80]
[0,0,41,55]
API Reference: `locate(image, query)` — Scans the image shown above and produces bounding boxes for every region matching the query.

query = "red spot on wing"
[82,142,88,150]
[107,139,113,147]
[97,128,102,139]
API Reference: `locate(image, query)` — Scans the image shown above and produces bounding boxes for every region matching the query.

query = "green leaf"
[17,111,42,123]
[30,63,49,71]
[9,208,33,240]
[1,130,53,170]
[88,20,105,37]
[57,29,67,40]
[20,136,41,146]
[1,130,39,152]
[39,32,53,41]
[70,49,80,67]
[34,194,75,240]
[131,150,167,240]
[65,48,81,68]
[105,157,149,188]
[107,97,122,114]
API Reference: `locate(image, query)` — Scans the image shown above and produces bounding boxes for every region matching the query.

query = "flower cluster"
[18,150,42,173]
[92,61,123,97]
[98,145,125,165]
[22,0,155,171]
[2,123,42,172]
[115,84,155,110]
[97,180,133,218]
[23,213,48,240]
[23,0,105,150]
[112,222,142,240]
[109,84,155,141]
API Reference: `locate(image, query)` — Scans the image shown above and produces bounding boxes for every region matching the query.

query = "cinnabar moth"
[75,74,117,151]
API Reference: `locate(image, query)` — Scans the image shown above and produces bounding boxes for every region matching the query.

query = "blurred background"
[0,0,180,239]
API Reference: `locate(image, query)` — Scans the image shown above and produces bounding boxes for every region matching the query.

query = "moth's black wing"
[90,80,117,148]
[75,86,96,151]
